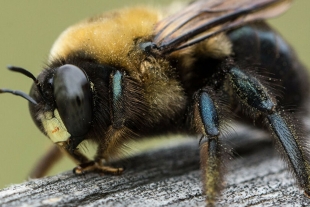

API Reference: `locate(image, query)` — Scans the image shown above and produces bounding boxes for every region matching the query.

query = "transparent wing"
[153,0,292,54]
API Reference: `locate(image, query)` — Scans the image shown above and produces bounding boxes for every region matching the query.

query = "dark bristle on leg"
[226,66,310,195]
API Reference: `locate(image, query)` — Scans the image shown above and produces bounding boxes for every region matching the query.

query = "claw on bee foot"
[73,160,124,175]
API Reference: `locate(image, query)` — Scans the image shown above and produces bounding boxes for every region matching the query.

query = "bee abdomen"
[228,22,309,108]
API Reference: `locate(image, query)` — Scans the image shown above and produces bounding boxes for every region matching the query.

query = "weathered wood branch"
[1,126,310,206]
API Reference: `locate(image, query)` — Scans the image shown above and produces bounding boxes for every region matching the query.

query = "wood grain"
[0,125,309,206]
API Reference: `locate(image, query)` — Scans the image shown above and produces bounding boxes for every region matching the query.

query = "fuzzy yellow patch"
[49,7,161,71]
[200,33,232,58]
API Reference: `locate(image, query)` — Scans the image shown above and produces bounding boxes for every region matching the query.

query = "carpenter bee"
[1,0,309,205]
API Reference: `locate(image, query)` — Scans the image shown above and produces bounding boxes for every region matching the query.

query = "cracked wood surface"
[0,126,310,207]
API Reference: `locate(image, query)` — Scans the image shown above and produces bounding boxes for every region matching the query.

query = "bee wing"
[153,0,292,54]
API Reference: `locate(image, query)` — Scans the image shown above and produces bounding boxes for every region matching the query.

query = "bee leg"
[226,66,310,195]
[29,145,63,178]
[191,88,222,205]
[72,145,124,175]
[73,159,123,175]
[57,143,124,175]
[86,140,125,175]
[73,69,126,175]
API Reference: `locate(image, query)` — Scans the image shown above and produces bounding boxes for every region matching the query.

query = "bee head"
[1,64,93,152]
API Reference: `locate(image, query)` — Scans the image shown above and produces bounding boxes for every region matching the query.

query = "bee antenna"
[7,65,37,81]
[0,88,37,105]
[6,65,46,101]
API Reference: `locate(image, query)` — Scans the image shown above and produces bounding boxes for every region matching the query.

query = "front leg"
[66,69,137,176]
[57,141,123,175]
[73,160,124,175]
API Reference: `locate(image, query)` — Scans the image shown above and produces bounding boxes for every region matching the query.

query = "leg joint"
[227,67,276,114]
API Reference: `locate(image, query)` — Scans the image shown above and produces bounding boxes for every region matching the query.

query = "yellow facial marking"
[40,109,71,143]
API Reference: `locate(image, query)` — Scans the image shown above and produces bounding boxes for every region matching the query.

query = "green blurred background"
[0,0,309,189]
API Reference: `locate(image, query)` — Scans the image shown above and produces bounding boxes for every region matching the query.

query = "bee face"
[29,64,93,146]
[1,1,310,205]
[0,0,161,188]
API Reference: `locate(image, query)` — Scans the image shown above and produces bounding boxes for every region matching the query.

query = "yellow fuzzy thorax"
[49,7,162,71]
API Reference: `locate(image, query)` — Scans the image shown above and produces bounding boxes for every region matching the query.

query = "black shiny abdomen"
[227,22,309,109]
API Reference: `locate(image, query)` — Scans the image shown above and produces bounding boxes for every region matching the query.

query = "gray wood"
[0,125,310,207]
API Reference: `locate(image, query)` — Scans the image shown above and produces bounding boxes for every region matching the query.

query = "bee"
[1,0,309,205]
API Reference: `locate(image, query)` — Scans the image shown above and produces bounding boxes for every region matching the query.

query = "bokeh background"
[0,0,309,189]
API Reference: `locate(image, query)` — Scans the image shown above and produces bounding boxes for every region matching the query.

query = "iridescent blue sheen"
[113,70,122,101]
[199,92,219,137]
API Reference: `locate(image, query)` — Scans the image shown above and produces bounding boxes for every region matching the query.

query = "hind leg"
[225,65,310,195]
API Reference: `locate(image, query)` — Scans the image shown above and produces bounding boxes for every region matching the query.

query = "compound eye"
[53,64,92,137]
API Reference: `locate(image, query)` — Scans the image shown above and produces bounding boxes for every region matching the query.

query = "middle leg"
[189,87,224,205]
